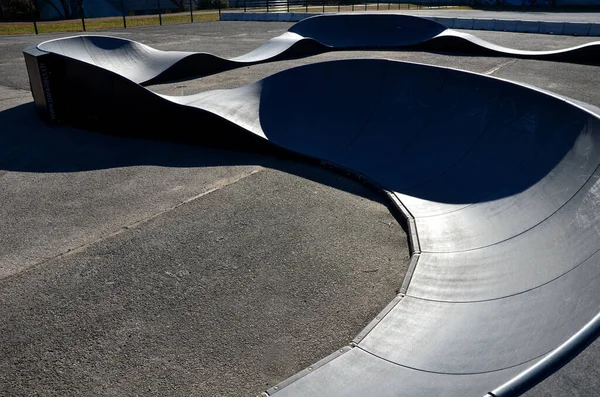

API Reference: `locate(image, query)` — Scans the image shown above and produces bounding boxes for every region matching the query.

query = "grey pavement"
[1,21,600,396]
[0,21,408,397]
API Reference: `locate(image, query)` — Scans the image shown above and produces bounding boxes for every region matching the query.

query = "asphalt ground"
[0,21,599,396]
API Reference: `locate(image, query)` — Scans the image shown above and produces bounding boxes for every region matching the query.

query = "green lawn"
[0,12,220,35]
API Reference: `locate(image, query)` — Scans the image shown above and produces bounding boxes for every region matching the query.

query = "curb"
[221,12,600,36]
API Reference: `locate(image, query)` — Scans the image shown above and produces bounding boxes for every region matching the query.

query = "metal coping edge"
[387,191,420,254]
[261,160,421,395]
[398,252,420,295]
[264,345,352,395]
[316,162,422,295]
[486,310,600,397]
[352,292,406,345]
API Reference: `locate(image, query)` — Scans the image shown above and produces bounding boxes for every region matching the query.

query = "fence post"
[364,1,367,10]
[305,0,307,12]
[189,0,194,22]
[351,0,354,11]
[287,0,289,12]
[120,0,127,28]
[30,0,38,34]
[80,5,86,31]
[218,0,221,19]
[323,0,325,12]
[157,0,162,25]
[266,0,269,12]
[337,0,340,11]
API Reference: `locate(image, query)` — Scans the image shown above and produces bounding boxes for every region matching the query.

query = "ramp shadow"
[0,102,386,206]
[256,59,596,206]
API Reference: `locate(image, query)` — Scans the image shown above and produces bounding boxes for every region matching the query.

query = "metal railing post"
[157,0,162,25]
[190,0,194,22]
[244,0,247,12]
[218,0,222,19]
[287,0,290,12]
[30,0,38,34]
[80,5,86,31]
[266,0,269,12]
[121,0,127,28]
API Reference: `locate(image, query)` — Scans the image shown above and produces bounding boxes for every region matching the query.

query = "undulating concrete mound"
[31,14,600,89]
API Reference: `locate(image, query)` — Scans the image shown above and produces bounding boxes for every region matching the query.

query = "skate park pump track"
[22,13,600,397]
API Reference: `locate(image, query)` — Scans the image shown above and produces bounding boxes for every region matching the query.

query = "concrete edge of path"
[220,12,600,36]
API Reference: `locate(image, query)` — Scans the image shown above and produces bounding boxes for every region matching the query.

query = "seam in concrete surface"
[484,59,518,76]
[0,168,263,284]
[357,346,549,375]
[0,84,31,102]
[221,12,600,36]
[352,292,407,345]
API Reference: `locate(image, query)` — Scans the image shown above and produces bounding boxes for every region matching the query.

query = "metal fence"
[235,0,469,12]
[0,0,469,35]
[0,0,227,34]
[1,0,565,35]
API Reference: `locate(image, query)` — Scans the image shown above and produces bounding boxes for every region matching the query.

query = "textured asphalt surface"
[1,21,600,397]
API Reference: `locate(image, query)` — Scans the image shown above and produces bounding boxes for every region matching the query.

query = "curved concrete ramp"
[22,52,600,395]
[23,25,600,397]
[35,14,600,87]
[174,62,600,396]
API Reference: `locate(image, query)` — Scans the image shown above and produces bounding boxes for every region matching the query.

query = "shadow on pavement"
[0,102,385,205]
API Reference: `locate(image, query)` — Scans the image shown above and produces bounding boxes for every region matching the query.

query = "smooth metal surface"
[22,14,600,397]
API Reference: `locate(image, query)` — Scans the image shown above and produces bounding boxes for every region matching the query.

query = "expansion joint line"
[484,59,518,76]
[0,168,263,284]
